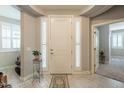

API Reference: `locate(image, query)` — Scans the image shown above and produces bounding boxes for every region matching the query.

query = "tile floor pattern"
[1,68,124,88]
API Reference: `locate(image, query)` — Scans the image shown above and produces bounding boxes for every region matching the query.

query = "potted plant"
[32,50,41,60]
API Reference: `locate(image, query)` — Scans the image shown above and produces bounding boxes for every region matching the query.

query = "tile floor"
[96,57,124,82]
[1,68,124,88]
[68,74,124,88]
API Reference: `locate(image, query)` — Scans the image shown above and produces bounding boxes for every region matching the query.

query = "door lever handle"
[50,49,53,51]
[51,52,54,54]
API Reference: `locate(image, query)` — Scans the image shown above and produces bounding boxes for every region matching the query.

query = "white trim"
[0,65,15,70]
[72,71,91,75]
[0,49,20,52]
[93,18,124,27]
[43,71,50,75]
[42,71,91,75]
[111,56,124,59]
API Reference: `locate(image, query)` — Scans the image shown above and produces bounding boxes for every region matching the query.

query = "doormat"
[49,74,69,88]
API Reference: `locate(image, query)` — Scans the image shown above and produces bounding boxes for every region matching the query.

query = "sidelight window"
[41,18,47,69]
[75,19,81,69]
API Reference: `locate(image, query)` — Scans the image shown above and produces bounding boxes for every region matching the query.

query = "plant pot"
[34,55,40,60]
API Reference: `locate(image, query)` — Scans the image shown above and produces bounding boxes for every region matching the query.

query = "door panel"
[50,16,72,74]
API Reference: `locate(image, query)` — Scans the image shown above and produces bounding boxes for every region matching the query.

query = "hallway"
[96,57,124,82]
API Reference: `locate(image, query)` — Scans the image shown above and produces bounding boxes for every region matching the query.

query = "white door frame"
[91,18,124,74]
[93,28,99,72]
[48,15,73,74]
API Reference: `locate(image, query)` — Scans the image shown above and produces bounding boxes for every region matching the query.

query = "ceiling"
[17,5,113,17]
[35,5,113,17]
[38,5,93,11]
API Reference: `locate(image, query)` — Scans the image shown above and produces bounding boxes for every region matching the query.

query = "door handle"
[50,49,53,51]
[51,52,54,54]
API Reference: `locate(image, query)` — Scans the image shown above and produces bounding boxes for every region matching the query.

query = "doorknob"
[51,52,54,54]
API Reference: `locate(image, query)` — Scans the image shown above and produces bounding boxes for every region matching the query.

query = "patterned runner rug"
[49,74,69,88]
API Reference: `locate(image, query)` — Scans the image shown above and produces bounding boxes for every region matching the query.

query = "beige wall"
[81,16,90,71]
[21,11,40,78]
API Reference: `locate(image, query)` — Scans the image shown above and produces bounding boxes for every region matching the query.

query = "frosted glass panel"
[42,45,47,68]
[118,35,123,48]
[2,24,11,38]
[112,34,117,47]
[41,19,47,69]
[42,21,47,44]
[13,39,20,48]
[12,24,20,38]
[2,38,11,48]
[75,45,80,67]
[2,29,7,37]
[112,33,123,48]
[75,20,81,68]
[75,21,80,44]
[12,31,20,38]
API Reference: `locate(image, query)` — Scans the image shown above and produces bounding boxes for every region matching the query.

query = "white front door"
[49,15,72,74]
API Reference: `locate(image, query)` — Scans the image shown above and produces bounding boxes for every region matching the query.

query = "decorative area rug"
[49,74,69,88]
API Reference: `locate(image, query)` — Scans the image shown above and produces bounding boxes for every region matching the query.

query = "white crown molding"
[80,5,113,17]
[16,5,113,17]
[16,5,46,17]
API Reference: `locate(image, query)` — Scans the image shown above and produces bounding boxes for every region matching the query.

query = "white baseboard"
[43,71,50,75]
[111,56,124,59]
[42,71,91,75]
[72,71,91,75]
[21,73,33,81]
[0,65,15,70]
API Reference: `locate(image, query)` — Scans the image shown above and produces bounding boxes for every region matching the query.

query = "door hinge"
[94,64,96,67]
[94,48,96,51]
